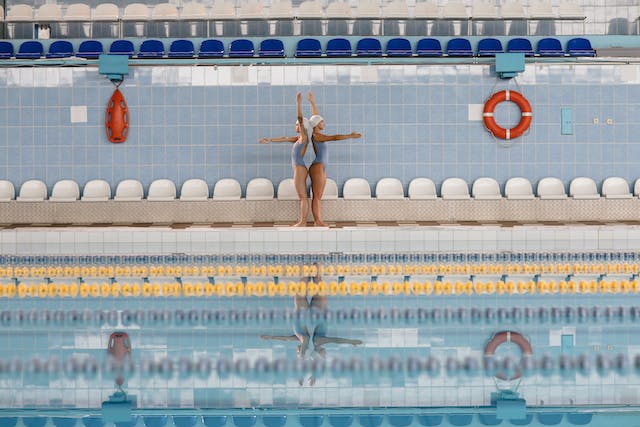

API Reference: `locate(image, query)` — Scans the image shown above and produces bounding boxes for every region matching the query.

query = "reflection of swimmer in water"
[261,270,363,384]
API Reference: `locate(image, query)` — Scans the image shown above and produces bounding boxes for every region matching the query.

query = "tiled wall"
[1,63,639,195]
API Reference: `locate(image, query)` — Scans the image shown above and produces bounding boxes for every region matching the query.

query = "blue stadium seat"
[446,38,473,57]
[567,37,595,57]
[168,39,195,58]
[76,40,103,59]
[259,39,285,57]
[326,38,352,57]
[109,40,135,57]
[386,38,412,57]
[477,38,503,56]
[138,39,165,58]
[46,40,74,58]
[16,41,44,59]
[416,38,443,57]
[537,37,564,57]
[229,39,255,57]
[507,38,534,56]
[296,38,322,57]
[199,39,224,58]
[0,41,14,59]
[356,38,382,57]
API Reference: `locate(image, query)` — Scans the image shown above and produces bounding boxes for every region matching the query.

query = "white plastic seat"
[536,177,567,199]
[500,1,525,19]
[440,178,470,200]
[326,1,351,19]
[122,3,149,21]
[569,177,599,199]
[179,3,209,20]
[50,180,80,201]
[93,3,120,21]
[413,2,438,19]
[382,1,409,19]
[269,0,293,19]
[6,4,33,21]
[0,180,15,201]
[213,179,242,200]
[557,1,585,19]
[342,178,371,199]
[297,0,324,18]
[180,179,209,201]
[601,177,631,199]
[471,1,498,19]
[354,0,380,19]
[151,3,179,20]
[17,180,48,201]
[408,178,437,200]
[82,180,111,201]
[375,178,404,199]
[528,1,555,19]
[442,2,468,19]
[147,179,177,201]
[246,178,275,200]
[238,0,264,19]
[64,3,91,21]
[310,178,339,200]
[211,1,237,19]
[472,177,501,200]
[504,177,534,200]
[634,179,640,198]
[114,179,144,201]
[36,4,62,21]
[277,178,298,200]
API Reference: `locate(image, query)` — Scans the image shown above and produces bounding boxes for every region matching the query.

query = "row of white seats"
[1,1,584,23]
[1,176,638,202]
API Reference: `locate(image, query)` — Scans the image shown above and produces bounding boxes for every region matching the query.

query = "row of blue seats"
[0,37,595,60]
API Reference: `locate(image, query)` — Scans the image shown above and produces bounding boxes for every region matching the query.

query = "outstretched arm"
[307,91,320,116]
[261,334,299,342]
[260,136,297,144]
[297,92,308,143]
[314,336,363,346]
[313,132,362,143]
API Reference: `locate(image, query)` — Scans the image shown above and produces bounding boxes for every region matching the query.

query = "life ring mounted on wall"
[484,330,533,381]
[483,90,532,140]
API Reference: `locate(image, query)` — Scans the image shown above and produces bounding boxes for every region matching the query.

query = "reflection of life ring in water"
[483,90,532,140]
[107,331,131,386]
[484,330,532,381]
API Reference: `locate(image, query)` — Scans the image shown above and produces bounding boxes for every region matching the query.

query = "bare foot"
[314,221,328,227]
[292,221,307,227]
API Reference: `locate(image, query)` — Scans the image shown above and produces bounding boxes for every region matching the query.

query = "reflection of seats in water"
[246,178,275,200]
[446,38,473,56]
[441,178,470,199]
[82,180,112,201]
[148,179,177,201]
[169,39,195,58]
[76,40,103,59]
[0,181,16,201]
[213,179,242,200]
[472,177,501,199]
[296,38,322,57]
[180,179,210,201]
[51,180,81,202]
[18,180,48,201]
[569,177,599,199]
[537,177,567,199]
[356,38,383,57]
[504,177,534,200]
[343,178,372,199]
[408,178,437,200]
[416,38,443,56]
[601,177,631,199]
[386,38,413,57]
[376,178,405,199]
[138,39,165,58]
[477,38,503,56]
[507,38,534,56]
[114,179,144,201]
[567,37,595,57]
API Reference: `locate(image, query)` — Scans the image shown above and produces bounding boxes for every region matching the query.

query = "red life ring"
[484,330,532,381]
[483,90,532,140]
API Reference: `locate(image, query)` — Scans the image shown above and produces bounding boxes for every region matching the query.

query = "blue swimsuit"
[291,140,307,169]
[311,136,328,166]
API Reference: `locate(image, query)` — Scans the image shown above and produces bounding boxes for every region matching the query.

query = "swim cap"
[309,115,324,128]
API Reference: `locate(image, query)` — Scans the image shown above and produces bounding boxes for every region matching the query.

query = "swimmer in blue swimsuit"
[260,92,311,226]
[307,92,362,226]
[261,266,363,385]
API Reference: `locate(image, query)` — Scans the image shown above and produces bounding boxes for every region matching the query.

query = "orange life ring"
[484,330,532,381]
[483,90,532,140]
[106,88,129,143]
